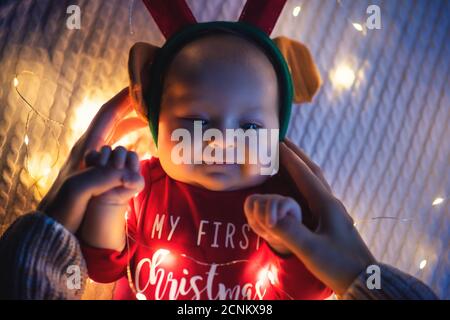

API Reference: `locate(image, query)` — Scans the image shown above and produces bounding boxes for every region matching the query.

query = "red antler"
[142,0,197,39]
[239,0,287,35]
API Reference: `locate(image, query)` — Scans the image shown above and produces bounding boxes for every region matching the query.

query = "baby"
[79,30,331,300]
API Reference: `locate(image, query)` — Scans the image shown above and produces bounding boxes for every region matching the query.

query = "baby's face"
[157,34,279,191]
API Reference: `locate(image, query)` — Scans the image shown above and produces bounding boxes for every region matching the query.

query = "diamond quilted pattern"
[0,0,448,298]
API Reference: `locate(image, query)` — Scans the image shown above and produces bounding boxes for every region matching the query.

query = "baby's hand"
[80,145,144,251]
[84,145,144,205]
[244,194,302,255]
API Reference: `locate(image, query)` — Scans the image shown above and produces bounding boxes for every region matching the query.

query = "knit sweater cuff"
[0,212,87,299]
[341,263,438,300]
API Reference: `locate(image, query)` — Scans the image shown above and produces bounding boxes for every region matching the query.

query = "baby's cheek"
[244,133,279,176]
[239,163,270,186]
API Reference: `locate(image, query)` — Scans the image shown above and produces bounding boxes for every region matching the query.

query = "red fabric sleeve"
[80,243,130,283]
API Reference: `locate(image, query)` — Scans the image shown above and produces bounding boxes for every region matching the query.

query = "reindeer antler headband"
[129,0,321,145]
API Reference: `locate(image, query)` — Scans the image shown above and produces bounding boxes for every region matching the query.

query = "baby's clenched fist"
[244,194,302,255]
[84,145,144,205]
[81,145,144,250]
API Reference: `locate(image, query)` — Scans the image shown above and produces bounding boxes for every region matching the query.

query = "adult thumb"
[271,214,318,261]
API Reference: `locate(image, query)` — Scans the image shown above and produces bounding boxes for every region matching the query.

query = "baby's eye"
[183,118,208,126]
[194,119,208,126]
[241,123,261,131]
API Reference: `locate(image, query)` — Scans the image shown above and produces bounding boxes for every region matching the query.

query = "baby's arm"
[80,146,144,251]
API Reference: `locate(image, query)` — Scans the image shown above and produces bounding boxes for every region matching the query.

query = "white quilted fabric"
[0,0,448,298]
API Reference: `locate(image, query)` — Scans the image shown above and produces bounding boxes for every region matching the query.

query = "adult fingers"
[284,138,332,192]
[280,143,352,231]
[62,88,132,173]
[38,90,131,213]
[279,142,333,212]
[83,88,132,153]
[109,117,148,144]
[271,214,318,261]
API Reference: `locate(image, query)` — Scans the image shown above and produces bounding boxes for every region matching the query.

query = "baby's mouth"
[201,161,237,166]
[201,162,238,173]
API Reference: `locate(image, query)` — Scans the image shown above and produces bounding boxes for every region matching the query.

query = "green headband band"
[144,21,293,146]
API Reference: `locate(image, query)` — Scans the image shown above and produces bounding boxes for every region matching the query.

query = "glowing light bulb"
[136,293,147,300]
[13,77,19,87]
[24,135,29,146]
[155,248,175,266]
[258,268,269,283]
[258,265,278,285]
[331,64,356,89]
[432,197,444,206]
[352,23,363,32]
[268,265,278,285]
[419,259,427,270]
[158,249,170,256]
[267,270,276,285]
[293,6,301,17]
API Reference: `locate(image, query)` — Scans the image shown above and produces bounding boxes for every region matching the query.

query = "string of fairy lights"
[13,72,64,198]
[128,0,136,35]
[123,210,295,300]
[8,0,446,299]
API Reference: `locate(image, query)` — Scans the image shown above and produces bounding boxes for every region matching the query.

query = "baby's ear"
[128,42,160,122]
[128,42,160,155]
[273,37,322,104]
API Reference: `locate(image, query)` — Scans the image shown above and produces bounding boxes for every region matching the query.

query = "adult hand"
[270,138,376,295]
[37,88,145,233]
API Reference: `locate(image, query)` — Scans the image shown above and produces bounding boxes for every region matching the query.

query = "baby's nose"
[207,137,235,149]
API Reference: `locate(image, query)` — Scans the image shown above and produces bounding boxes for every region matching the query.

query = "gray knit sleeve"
[0,212,87,300]
[341,263,438,300]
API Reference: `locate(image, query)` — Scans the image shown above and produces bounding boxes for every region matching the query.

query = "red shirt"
[81,157,332,300]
